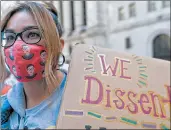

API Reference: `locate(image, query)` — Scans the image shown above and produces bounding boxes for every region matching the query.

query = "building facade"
[54,1,170,62]
[107,1,170,61]
[1,1,170,63]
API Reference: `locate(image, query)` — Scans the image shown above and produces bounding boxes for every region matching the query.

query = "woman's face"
[22,45,30,54]
[27,65,34,76]
[12,66,17,75]
[6,11,45,46]
[41,51,47,62]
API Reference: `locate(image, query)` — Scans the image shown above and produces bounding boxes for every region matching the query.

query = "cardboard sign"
[57,44,170,129]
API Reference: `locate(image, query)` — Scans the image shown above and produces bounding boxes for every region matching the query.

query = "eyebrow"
[5,26,39,33]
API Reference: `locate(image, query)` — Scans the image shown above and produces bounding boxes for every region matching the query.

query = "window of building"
[148,1,156,12]
[125,37,132,49]
[69,45,72,54]
[16,1,21,3]
[162,1,170,8]
[118,7,125,21]
[82,1,87,26]
[153,34,170,61]
[47,1,52,3]
[70,1,75,31]
[129,3,136,18]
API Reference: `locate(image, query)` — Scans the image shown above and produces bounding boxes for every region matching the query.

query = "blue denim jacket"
[1,94,13,129]
[1,69,67,129]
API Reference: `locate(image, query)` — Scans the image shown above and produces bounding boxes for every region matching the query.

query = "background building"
[1,1,170,63]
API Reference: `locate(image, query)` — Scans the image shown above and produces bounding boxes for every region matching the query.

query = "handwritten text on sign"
[57,45,170,129]
[81,54,170,120]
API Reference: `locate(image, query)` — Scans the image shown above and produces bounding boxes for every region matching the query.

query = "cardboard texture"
[57,44,170,129]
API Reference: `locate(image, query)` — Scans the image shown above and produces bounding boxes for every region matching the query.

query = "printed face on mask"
[26,64,37,79]
[22,45,34,60]
[9,47,14,60]
[12,66,17,76]
[40,51,47,62]
[27,65,35,76]
[40,50,47,66]
[3,11,47,82]
[12,66,22,80]
[23,45,30,54]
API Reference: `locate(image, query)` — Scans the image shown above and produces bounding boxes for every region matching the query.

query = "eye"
[6,35,15,41]
[28,32,40,39]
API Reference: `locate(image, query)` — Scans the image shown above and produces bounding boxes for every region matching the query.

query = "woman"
[1,1,67,129]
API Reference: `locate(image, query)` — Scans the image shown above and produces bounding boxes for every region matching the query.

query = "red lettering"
[139,94,152,114]
[105,89,111,108]
[81,76,103,105]
[98,54,119,76]
[120,59,131,80]
[127,91,138,114]
[150,92,166,118]
[162,85,171,104]
[113,89,125,110]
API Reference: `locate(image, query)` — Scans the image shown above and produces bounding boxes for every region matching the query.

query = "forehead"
[6,11,37,32]
[28,66,33,68]
[41,51,46,54]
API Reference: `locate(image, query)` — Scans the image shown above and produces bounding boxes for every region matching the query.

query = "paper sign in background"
[57,44,170,129]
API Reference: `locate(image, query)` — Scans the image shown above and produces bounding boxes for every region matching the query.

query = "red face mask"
[4,41,47,82]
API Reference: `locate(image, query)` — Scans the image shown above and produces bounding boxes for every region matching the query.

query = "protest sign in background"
[57,44,170,129]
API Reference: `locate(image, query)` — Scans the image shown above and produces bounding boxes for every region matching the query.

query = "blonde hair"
[0,2,63,88]
[0,48,8,82]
